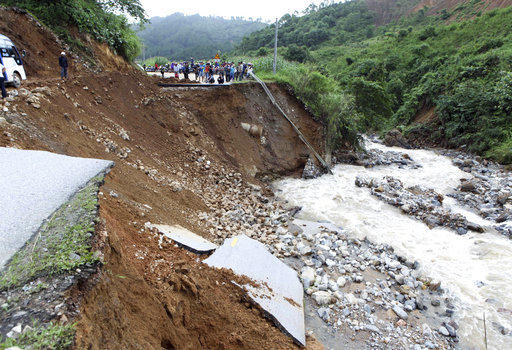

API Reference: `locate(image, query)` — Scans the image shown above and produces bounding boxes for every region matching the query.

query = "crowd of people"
[143,59,254,84]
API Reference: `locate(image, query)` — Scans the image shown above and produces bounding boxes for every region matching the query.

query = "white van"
[0,34,27,88]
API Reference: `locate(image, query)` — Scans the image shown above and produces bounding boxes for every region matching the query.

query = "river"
[274,139,512,349]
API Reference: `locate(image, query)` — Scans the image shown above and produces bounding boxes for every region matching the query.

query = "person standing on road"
[173,63,179,79]
[230,63,235,82]
[183,62,190,80]
[199,62,205,82]
[59,52,68,80]
[0,63,7,99]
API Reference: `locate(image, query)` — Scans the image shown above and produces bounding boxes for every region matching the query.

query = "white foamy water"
[274,141,512,349]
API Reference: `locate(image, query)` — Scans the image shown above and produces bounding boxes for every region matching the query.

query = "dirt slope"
[366,0,512,25]
[0,20,330,350]
[0,7,330,349]
[0,7,132,78]
[1,70,326,348]
[411,0,512,15]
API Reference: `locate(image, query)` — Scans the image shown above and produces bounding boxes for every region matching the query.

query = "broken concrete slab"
[0,148,113,268]
[151,224,217,254]
[204,235,305,346]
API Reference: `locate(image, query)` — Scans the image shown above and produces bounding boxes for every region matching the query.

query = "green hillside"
[136,13,267,61]
[237,0,512,163]
[2,0,145,61]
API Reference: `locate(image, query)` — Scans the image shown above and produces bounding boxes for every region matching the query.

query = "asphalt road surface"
[0,148,113,268]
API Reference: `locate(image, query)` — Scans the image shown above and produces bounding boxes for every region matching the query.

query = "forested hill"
[136,13,267,60]
[237,0,512,54]
[237,0,512,164]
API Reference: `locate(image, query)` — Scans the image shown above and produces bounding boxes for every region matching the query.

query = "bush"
[487,138,512,164]
[351,59,386,82]
[440,9,451,20]
[256,47,269,57]
[436,78,511,154]
[476,38,504,53]
[322,92,362,150]
[283,44,312,63]
[398,29,409,41]
[271,65,360,149]
[418,26,437,41]
[349,77,393,129]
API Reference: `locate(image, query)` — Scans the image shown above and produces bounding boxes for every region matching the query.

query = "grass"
[0,322,75,350]
[0,175,104,289]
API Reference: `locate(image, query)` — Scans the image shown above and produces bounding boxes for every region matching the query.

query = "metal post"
[273,18,278,74]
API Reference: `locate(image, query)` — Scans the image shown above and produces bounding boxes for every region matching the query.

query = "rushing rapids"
[275,138,512,349]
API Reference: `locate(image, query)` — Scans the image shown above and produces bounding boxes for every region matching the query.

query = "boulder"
[383,129,411,149]
[459,180,478,193]
[392,305,409,320]
[301,267,316,288]
[312,291,334,306]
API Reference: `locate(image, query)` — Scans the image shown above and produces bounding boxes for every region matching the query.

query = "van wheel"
[12,72,21,88]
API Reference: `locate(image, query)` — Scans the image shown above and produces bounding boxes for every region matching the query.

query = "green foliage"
[0,177,103,289]
[418,26,437,41]
[256,47,269,56]
[486,138,512,164]
[136,13,266,61]
[311,5,512,162]
[0,322,75,350]
[349,77,392,129]
[440,9,451,20]
[322,92,362,150]
[4,0,145,61]
[436,71,512,154]
[283,44,312,63]
[234,1,512,162]
[236,0,377,53]
[233,53,361,149]
[142,56,169,66]
[476,38,503,53]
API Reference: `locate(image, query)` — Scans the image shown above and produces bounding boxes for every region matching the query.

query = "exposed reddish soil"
[0,8,327,350]
[411,0,512,16]
[365,0,423,26]
[1,73,325,349]
[0,7,132,78]
[0,7,65,78]
[366,0,512,25]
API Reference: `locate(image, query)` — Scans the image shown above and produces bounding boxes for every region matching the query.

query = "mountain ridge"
[136,12,266,61]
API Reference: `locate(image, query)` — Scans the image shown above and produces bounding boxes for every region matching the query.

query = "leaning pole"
[273,18,278,74]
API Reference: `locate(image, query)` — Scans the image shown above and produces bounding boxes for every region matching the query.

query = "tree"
[98,0,147,24]
[283,44,311,63]
[349,77,393,129]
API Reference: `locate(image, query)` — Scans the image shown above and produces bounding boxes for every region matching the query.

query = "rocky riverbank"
[443,150,512,238]
[354,175,483,234]
[151,141,459,349]
[274,220,456,349]
[335,137,512,239]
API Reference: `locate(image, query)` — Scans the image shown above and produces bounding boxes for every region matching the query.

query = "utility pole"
[273,18,278,74]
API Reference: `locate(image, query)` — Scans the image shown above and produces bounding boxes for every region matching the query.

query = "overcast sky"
[138,0,335,22]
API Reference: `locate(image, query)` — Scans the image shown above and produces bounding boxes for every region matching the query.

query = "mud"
[0,8,329,347]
